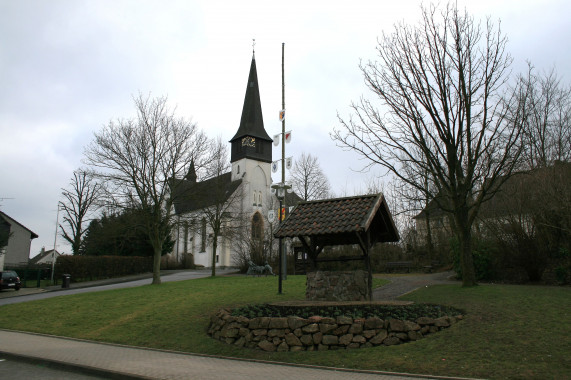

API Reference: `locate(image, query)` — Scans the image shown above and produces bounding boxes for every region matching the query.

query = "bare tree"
[289,152,331,201]
[59,170,101,255]
[84,94,208,284]
[333,3,528,286]
[519,65,571,169]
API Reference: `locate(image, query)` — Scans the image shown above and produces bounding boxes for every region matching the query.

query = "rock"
[434,317,450,327]
[277,342,289,352]
[300,334,313,346]
[370,330,388,345]
[333,325,350,335]
[352,335,367,344]
[313,332,323,345]
[322,335,339,345]
[258,340,277,352]
[321,317,336,324]
[288,317,307,330]
[408,331,422,341]
[339,334,354,346]
[234,337,246,347]
[363,330,377,339]
[416,317,435,325]
[252,329,268,336]
[302,323,319,334]
[404,321,421,331]
[336,316,353,325]
[291,346,305,352]
[395,333,409,340]
[317,344,329,351]
[285,333,302,346]
[268,329,285,338]
[239,328,249,337]
[269,318,289,329]
[364,317,384,330]
[389,319,407,332]
[349,323,363,334]
[293,328,303,337]
[320,324,337,334]
[383,336,401,346]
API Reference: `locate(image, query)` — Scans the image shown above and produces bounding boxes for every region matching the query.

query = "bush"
[55,255,152,281]
[452,237,496,281]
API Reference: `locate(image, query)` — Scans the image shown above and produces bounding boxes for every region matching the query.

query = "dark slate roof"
[29,249,60,265]
[0,211,39,239]
[274,193,399,245]
[171,172,242,214]
[230,55,272,143]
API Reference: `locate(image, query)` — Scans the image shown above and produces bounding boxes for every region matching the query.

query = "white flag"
[285,157,292,170]
[285,130,292,143]
[272,161,279,173]
[268,210,275,223]
[273,134,280,146]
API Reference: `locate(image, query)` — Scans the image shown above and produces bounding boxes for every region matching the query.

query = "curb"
[1,329,484,380]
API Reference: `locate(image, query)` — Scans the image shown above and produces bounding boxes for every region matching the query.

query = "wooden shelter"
[274,193,399,299]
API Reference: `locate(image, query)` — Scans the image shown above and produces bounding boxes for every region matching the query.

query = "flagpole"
[281,42,287,283]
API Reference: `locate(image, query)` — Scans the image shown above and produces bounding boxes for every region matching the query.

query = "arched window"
[200,217,206,252]
[251,212,263,241]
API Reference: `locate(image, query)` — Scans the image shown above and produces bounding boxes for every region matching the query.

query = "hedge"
[54,255,153,282]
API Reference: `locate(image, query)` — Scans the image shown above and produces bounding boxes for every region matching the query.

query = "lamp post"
[51,202,63,285]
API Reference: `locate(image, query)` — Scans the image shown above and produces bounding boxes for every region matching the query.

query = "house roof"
[230,55,272,143]
[171,172,243,215]
[274,193,399,246]
[29,249,61,265]
[0,211,39,239]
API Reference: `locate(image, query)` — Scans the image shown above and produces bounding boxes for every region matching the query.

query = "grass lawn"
[0,275,568,379]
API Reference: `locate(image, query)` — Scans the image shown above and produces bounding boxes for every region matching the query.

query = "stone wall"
[208,308,463,352]
[306,270,370,301]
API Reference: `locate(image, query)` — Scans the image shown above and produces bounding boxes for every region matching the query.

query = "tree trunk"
[211,235,217,277]
[152,244,162,285]
[458,226,477,287]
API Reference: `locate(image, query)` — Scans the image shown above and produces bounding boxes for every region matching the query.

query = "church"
[169,53,300,269]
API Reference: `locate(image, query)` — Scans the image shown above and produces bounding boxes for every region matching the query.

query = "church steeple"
[230,55,272,164]
[185,160,197,182]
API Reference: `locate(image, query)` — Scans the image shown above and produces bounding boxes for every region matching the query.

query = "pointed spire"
[230,55,272,142]
[185,160,197,182]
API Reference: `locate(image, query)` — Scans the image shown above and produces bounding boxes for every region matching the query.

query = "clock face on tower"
[241,136,256,147]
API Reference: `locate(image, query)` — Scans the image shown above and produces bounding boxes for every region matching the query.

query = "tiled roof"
[274,193,399,245]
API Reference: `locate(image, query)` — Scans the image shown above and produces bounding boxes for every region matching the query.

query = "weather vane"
[252,38,256,54]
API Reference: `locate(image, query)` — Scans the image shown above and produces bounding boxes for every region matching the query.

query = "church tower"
[230,53,273,216]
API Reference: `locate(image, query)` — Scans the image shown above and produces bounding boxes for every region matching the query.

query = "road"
[0,269,237,306]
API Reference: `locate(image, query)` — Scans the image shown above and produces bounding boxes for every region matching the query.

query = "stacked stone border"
[208,308,463,352]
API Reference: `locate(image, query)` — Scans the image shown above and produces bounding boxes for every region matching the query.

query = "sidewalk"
[0,330,471,380]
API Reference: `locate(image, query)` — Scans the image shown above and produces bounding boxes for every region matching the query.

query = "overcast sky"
[1,0,570,257]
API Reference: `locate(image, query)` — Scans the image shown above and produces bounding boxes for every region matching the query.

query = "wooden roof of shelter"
[274,193,399,258]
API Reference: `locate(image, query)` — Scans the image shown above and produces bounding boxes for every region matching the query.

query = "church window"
[252,212,263,241]
[201,217,206,252]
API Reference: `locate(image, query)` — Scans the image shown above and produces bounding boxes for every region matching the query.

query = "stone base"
[306,270,370,301]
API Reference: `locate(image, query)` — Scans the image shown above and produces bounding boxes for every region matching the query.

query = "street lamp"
[271,182,291,294]
[51,202,63,285]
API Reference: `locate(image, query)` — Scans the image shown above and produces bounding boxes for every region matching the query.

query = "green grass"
[0,275,568,379]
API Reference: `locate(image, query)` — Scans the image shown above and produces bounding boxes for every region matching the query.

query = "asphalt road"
[0,356,107,380]
[0,269,238,306]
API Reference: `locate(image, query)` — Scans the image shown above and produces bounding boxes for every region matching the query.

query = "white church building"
[169,53,300,269]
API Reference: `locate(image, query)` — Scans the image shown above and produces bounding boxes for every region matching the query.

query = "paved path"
[373,271,458,301]
[0,330,468,380]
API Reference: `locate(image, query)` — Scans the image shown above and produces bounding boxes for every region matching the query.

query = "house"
[0,211,38,270]
[29,247,61,266]
[413,161,571,246]
[169,53,302,268]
